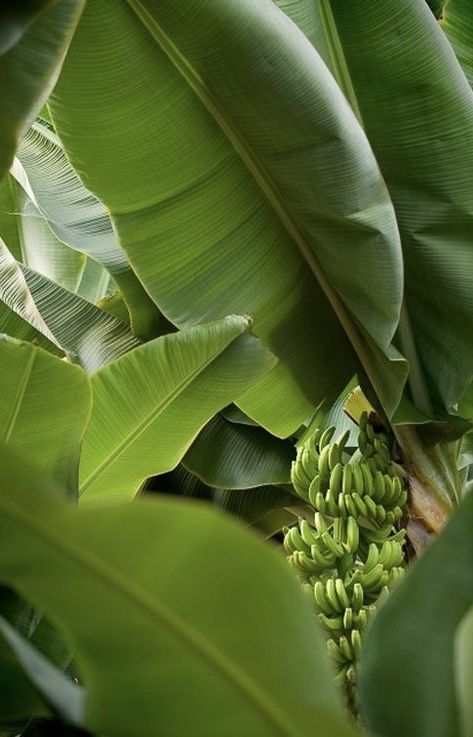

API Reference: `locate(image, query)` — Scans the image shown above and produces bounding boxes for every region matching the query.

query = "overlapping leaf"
[0,0,85,178]
[277,0,473,424]
[183,414,294,488]
[49,0,406,436]
[11,122,162,336]
[0,446,356,737]
[0,238,140,371]
[79,315,277,503]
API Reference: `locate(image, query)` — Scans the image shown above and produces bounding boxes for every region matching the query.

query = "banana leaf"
[0,446,356,737]
[183,414,294,488]
[0,336,91,491]
[11,122,163,337]
[360,490,473,737]
[0,0,85,178]
[0,238,140,371]
[276,0,473,429]
[79,315,277,503]
[48,0,408,437]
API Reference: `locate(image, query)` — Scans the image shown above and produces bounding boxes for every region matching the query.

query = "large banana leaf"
[276,0,473,423]
[442,0,473,86]
[79,316,277,503]
[0,336,91,491]
[0,446,356,737]
[0,238,140,371]
[11,122,163,337]
[48,0,408,437]
[0,0,85,178]
[359,491,473,737]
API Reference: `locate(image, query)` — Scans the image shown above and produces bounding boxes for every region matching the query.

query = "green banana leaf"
[276,0,473,425]
[0,445,357,737]
[0,238,140,371]
[0,297,62,356]
[442,0,473,86]
[11,122,162,337]
[183,414,294,488]
[76,256,114,305]
[147,465,296,528]
[213,486,297,526]
[48,0,408,437]
[359,490,473,737]
[12,186,87,293]
[0,0,85,178]
[78,315,276,503]
[0,615,84,726]
[0,336,91,491]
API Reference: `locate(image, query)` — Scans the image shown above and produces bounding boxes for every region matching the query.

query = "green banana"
[286,413,408,710]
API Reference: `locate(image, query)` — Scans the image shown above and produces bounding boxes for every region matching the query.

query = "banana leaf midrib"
[0,491,303,737]
[125,0,391,409]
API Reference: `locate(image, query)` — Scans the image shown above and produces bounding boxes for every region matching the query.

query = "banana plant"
[37,0,472,531]
[0,1,472,736]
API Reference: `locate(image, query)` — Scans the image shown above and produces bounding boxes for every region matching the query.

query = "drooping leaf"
[79,316,277,503]
[0,446,356,737]
[442,0,473,86]
[0,297,62,356]
[11,122,166,337]
[183,414,294,488]
[277,0,473,426]
[15,190,87,293]
[0,335,91,491]
[0,238,140,371]
[213,486,297,526]
[360,491,473,737]
[0,0,85,178]
[49,0,407,437]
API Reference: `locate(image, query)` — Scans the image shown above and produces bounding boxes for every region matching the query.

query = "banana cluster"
[285,413,407,704]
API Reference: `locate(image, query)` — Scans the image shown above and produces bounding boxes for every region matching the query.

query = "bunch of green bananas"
[284,413,407,704]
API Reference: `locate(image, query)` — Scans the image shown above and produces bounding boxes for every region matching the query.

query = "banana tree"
[0,0,472,736]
